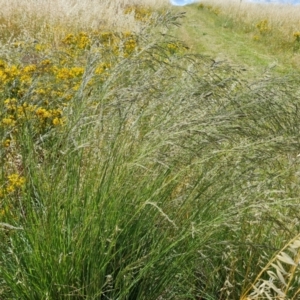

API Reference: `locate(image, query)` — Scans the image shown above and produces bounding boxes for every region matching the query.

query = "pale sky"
[170,0,198,6]
[170,0,300,5]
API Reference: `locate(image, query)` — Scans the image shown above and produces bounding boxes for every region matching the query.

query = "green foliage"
[1,6,300,300]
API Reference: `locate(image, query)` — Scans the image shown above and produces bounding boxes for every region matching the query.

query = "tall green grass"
[1,7,300,300]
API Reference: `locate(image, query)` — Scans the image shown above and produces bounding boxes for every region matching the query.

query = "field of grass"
[1,1,300,299]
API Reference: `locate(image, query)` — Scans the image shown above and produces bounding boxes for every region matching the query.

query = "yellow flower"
[20,74,32,83]
[40,59,52,67]
[124,38,137,54]
[6,185,16,193]
[23,64,37,73]
[5,65,20,78]
[70,67,84,77]
[36,88,46,96]
[2,117,16,126]
[0,59,6,68]
[293,32,300,41]
[5,173,25,194]
[56,68,71,80]
[2,139,11,147]
[36,107,52,119]
[8,174,26,187]
[0,69,7,81]
[51,90,64,98]
[256,20,271,35]
[64,94,73,101]
[124,5,152,22]
[52,117,64,126]
[22,103,36,113]
[4,98,17,110]
[35,44,47,52]
[62,34,76,45]
[95,62,111,74]
[73,83,80,91]
[77,32,90,49]
[100,32,114,44]
[51,108,62,117]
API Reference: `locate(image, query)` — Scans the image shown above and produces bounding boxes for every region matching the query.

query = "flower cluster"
[62,32,91,49]
[0,174,25,198]
[293,32,300,42]
[0,30,142,138]
[0,27,145,205]
[166,42,188,55]
[0,172,25,220]
[124,5,153,23]
[256,20,271,35]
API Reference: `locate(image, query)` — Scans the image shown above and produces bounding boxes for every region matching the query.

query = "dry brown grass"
[241,233,300,300]
[0,0,171,41]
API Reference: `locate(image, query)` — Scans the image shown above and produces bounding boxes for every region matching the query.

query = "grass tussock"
[1,1,300,299]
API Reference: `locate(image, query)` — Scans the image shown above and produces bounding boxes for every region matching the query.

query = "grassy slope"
[171,4,299,76]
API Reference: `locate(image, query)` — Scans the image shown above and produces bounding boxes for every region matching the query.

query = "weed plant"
[1,2,300,300]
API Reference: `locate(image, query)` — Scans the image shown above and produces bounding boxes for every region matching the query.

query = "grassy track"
[171,4,299,76]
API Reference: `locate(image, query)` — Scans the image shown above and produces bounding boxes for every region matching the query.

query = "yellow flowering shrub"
[0,20,188,214]
[0,27,143,198]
